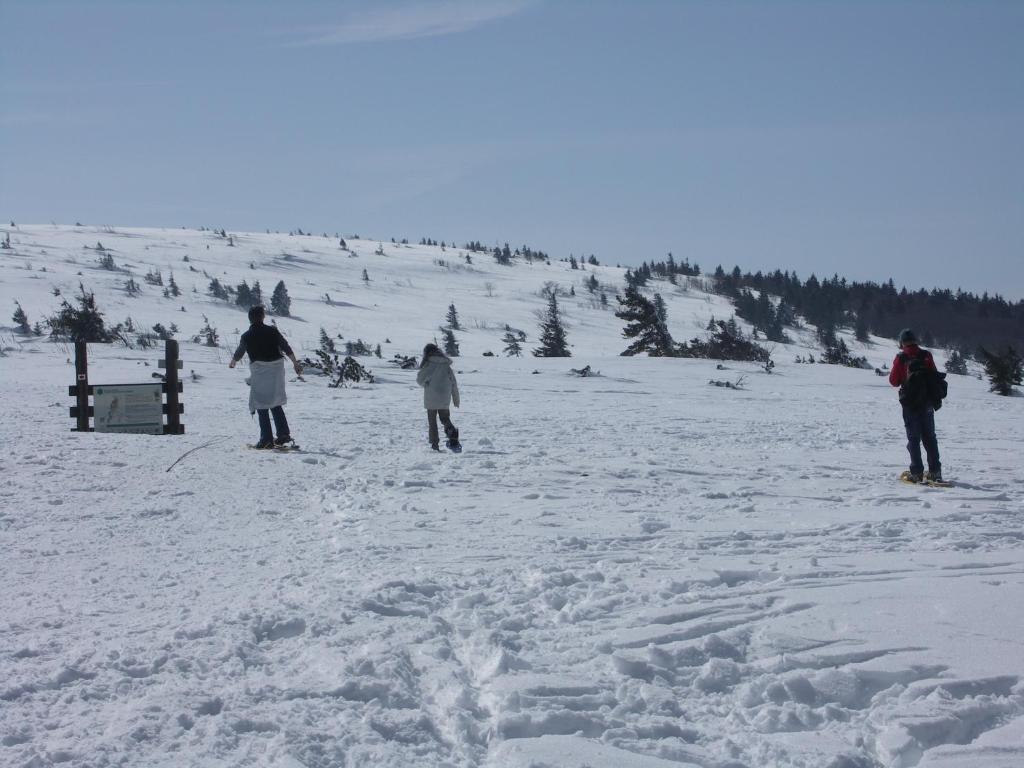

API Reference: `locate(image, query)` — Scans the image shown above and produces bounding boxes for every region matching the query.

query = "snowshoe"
[923,472,952,487]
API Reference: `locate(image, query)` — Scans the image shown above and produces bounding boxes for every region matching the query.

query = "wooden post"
[164,339,183,434]
[74,341,90,431]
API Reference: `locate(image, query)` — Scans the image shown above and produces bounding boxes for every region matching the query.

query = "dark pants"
[902,406,940,475]
[427,409,458,447]
[257,406,290,443]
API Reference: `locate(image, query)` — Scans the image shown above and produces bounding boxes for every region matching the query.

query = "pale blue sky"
[2,0,1022,298]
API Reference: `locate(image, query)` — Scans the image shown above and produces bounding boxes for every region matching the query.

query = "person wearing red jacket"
[889,328,941,482]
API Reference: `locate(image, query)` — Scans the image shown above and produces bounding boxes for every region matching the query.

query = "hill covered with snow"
[1,224,1022,768]
[1,224,801,363]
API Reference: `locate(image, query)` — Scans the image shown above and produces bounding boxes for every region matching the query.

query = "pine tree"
[49,283,112,342]
[653,293,668,325]
[980,346,1022,396]
[446,303,460,330]
[945,349,968,375]
[319,327,336,354]
[271,280,291,316]
[208,277,229,300]
[168,272,181,297]
[12,302,30,333]
[854,313,870,343]
[442,327,460,357]
[615,285,675,356]
[152,323,174,341]
[251,281,263,306]
[362,269,369,283]
[235,281,253,308]
[124,276,141,296]
[533,294,570,357]
[197,315,219,347]
[502,331,522,357]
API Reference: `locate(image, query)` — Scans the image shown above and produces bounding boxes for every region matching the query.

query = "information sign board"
[93,384,164,434]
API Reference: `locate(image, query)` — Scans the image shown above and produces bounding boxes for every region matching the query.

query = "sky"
[2,0,1022,299]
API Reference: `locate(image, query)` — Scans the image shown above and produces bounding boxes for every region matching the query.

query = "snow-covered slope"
[0,224,882,366]
[1,224,1022,768]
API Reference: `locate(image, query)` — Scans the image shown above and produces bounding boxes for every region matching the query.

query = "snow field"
[1,225,1023,767]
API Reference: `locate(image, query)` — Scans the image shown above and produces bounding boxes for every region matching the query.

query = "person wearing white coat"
[416,343,461,450]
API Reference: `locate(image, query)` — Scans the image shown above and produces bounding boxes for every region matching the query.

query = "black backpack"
[898,350,948,411]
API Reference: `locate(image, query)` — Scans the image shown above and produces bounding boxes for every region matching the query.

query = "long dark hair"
[419,343,444,368]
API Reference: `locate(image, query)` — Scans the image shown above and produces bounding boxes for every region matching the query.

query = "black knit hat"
[898,328,918,345]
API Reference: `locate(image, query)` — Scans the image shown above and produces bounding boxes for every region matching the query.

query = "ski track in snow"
[1,225,1023,768]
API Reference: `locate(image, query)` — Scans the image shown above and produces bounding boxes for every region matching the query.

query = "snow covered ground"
[1,225,1023,767]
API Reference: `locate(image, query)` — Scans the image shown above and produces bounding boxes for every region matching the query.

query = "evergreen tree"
[319,327,336,354]
[168,272,181,297]
[235,281,253,308]
[653,293,668,325]
[533,294,571,357]
[12,302,30,333]
[677,316,770,362]
[271,280,291,316]
[441,327,460,357]
[615,285,675,356]
[854,313,870,343]
[502,331,523,357]
[251,281,263,306]
[362,269,369,282]
[944,349,968,375]
[208,277,229,300]
[979,346,1022,396]
[123,276,142,296]
[446,303,460,330]
[49,283,112,342]
[152,323,174,341]
[197,315,219,347]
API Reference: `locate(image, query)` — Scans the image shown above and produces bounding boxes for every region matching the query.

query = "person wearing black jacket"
[229,305,302,448]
